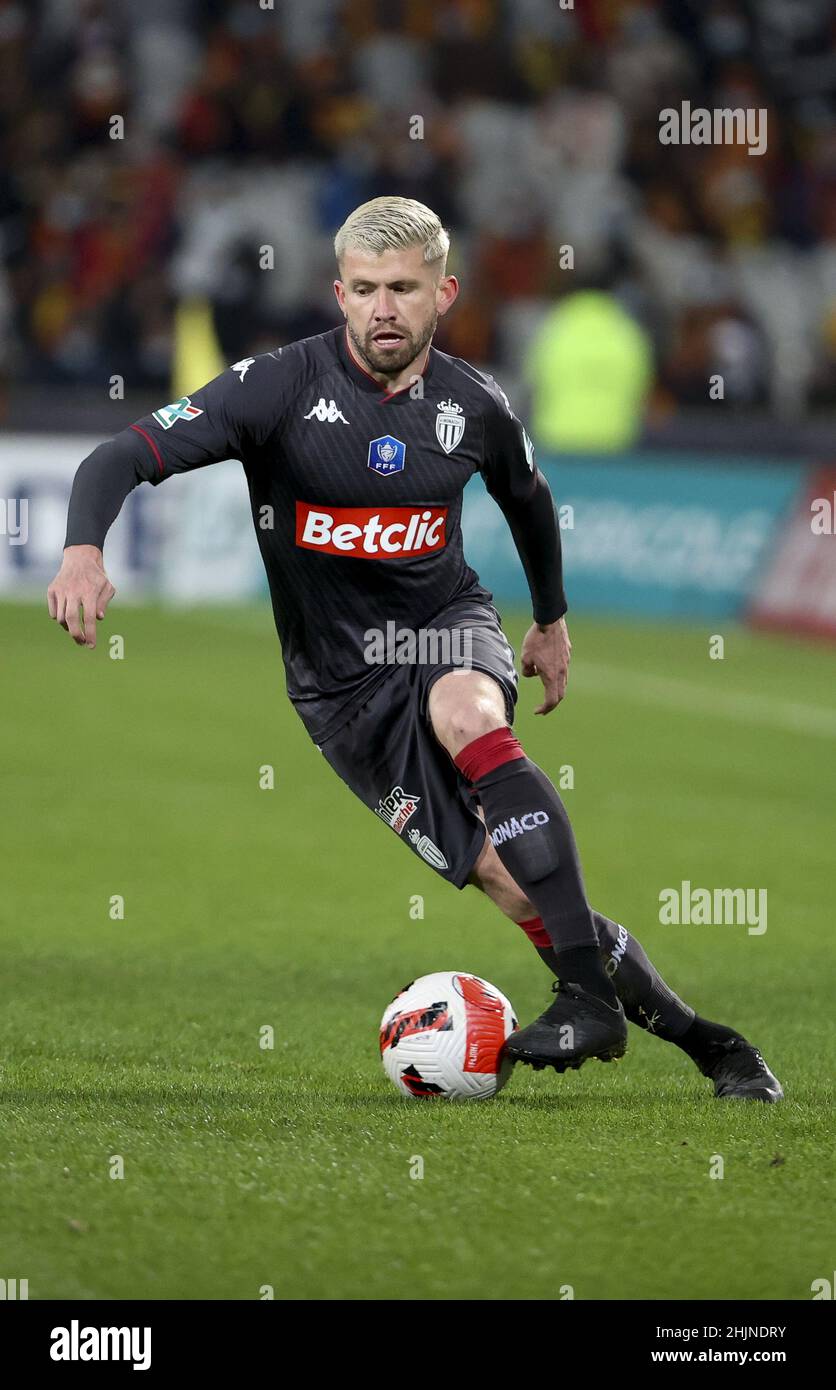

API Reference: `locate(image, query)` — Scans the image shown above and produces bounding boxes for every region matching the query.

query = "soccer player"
[48,197,782,1101]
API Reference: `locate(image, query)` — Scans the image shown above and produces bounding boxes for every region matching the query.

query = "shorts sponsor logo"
[407,827,449,870]
[490,810,549,846]
[296,503,447,558]
[435,399,465,454]
[375,785,421,834]
[151,397,203,429]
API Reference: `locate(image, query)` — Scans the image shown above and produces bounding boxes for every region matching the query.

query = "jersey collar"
[337,324,435,400]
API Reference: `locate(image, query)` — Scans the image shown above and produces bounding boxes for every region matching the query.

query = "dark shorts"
[318,601,519,889]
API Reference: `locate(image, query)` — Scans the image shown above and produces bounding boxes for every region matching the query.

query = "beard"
[348,310,437,379]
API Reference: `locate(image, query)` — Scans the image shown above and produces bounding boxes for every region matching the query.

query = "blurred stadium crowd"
[2,0,836,430]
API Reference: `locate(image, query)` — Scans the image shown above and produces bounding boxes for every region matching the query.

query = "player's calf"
[468,828,538,923]
[450,720,618,1009]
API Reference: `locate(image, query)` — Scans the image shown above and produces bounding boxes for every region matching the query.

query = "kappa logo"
[375,785,421,834]
[151,397,203,429]
[490,811,549,846]
[407,827,449,870]
[435,399,466,454]
[231,357,255,381]
[304,398,350,423]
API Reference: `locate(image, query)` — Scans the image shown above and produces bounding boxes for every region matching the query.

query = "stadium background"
[1,0,835,1304]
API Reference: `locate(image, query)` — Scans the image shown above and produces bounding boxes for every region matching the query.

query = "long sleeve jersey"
[66,325,567,741]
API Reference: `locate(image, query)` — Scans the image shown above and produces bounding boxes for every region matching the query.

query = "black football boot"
[698,1035,784,1102]
[504,979,628,1073]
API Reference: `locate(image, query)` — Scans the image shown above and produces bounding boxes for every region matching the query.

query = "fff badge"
[368,435,406,476]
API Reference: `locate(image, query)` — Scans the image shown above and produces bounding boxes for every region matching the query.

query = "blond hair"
[334,196,449,271]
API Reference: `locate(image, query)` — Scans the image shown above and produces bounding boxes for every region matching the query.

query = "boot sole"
[505,1039,627,1074]
[716,1085,784,1103]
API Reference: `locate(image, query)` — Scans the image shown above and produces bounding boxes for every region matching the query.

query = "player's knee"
[449,707,503,754]
[429,672,506,756]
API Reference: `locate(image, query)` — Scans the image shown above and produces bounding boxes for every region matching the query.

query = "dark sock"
[675,1015,741,1066]
[592,911,695,1038]
[553,944,619,1006]
[524,911,695,1036]
[456,729,615,1005]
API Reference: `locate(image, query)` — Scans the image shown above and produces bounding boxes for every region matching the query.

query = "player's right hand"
[47,545,116,648]
[520,615,571,715]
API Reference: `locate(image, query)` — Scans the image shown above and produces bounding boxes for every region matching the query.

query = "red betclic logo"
[295,502,447,558]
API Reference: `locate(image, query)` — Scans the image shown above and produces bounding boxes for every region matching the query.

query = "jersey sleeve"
[479,382,568,624]
[64,349,300,550]
[480,381,539,506]
[127,350,287,485]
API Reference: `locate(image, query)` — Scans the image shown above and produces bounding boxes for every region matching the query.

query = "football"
[379,971,518,1100]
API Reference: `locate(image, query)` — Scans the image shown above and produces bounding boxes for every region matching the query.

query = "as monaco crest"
[435,399,465,454]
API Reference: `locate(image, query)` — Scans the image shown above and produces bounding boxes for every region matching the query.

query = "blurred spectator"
[2,0,836,423]
[525,268,654,453]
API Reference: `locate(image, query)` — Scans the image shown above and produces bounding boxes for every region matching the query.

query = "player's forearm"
[64,433,150,550]
[500,469,568,625]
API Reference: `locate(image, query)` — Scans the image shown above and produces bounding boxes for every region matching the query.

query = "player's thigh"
[428,668,508,758]
[319,669,487,890]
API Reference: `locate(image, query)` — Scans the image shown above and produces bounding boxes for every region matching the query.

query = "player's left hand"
[520,617,571,715]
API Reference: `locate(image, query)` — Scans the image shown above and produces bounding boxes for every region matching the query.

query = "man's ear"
[333,279,347,316]
[436,274,459,318]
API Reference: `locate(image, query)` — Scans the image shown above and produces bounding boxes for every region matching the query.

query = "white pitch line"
[571,660,836,739]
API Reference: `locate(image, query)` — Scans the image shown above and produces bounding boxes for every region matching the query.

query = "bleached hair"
[334,197,449,271]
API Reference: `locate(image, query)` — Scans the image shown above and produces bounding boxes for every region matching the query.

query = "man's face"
[334,245,458,379]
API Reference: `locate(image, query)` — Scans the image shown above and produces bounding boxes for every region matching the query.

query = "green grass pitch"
[2,599,834,1300]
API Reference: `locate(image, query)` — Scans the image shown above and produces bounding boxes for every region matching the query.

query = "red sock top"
[518,916,551,948]
[454,727,525,784]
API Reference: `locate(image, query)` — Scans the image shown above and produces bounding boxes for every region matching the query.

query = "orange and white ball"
[379,972,518,1100]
